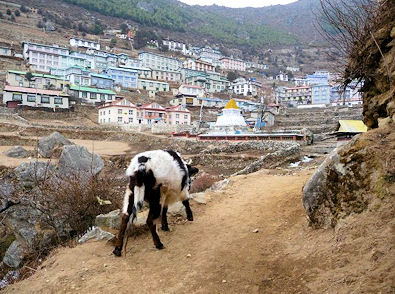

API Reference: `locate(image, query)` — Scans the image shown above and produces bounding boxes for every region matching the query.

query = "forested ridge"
[61,0,299,47]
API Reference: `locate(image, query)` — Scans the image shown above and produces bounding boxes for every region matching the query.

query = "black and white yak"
[113,150,199,256]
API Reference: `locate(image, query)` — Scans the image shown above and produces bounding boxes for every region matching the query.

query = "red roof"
[4,85,67,96]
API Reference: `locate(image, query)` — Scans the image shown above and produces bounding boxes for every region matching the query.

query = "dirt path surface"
[4,169,394,293]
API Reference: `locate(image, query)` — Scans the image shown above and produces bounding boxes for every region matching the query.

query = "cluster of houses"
[1,35,363,128]
[276,71,363,107]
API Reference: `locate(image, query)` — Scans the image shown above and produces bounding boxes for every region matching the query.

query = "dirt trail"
[4,169,394,293]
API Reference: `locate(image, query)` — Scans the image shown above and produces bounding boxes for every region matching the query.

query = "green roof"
[69,85,116,95]
[8,70,64,80]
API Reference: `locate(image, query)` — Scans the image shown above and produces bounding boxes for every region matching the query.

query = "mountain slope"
[60,0,316,47]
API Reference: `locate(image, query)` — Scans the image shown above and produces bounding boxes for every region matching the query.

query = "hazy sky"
[178,0,297,8]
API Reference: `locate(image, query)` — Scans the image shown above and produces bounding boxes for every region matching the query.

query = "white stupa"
[214,99,247,131]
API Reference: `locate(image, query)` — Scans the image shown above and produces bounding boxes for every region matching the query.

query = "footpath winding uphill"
[4,169,393,293]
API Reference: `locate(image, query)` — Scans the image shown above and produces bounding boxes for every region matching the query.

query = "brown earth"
[4,168,394,293]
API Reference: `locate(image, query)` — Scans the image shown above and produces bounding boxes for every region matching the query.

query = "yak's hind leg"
[147,187,164,249]
[182,199,193,221]
[161,206,169,231]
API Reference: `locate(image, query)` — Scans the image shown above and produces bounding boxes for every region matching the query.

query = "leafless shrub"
[316,0,391,85]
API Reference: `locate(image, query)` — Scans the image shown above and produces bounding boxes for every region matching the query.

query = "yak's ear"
[187,164,199,176]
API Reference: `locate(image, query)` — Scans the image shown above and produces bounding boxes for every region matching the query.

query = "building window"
[118,109,122,114]
[100,94,105,101]
[184,115,188,119]
[54,97,63,104]
[82,91,87,98]
[27,95,36,102]
[12,93,22,101]
[128,110,133,115]
[91,93,97,99]
[128,117,133,123]
[118,117,122,123]
[176,114,180,118]
[41,96,50,104]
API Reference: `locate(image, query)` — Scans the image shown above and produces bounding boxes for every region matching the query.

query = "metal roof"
[337,120,367,133]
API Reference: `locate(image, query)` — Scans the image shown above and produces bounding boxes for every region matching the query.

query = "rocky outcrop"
[303,124,394,228]
[37,132,74,158]
[14,161,56,188]
[233,145,300,176]
[58,145,104,176]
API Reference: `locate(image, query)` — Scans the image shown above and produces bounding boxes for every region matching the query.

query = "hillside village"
[0,2,363,133]
[0,0,393,292]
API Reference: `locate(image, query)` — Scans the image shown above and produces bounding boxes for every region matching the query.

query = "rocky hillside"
[302,0,394,244]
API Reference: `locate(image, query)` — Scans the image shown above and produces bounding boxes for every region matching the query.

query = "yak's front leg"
[161,206,169,231]
[113,185,134,257]
[147,188,164,249]
[182,199,193,221]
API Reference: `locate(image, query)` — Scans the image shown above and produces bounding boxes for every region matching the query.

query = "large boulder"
[37,132,74,158]
[14,161,56,187]
[58,145,104,177]
[4,146,30,158]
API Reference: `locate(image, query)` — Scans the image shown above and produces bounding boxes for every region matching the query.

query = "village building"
[6,70,66,90]
[105,67,138,88]
[184,58,216,73]
[220,57,246,72]
[335,120,367,141]
[138,52,181,71]
[184,71,228,93]
[277,86,312,106]
[178,84,206,97]
[151,68,182,82]
[22,42,88,73]
[2,85,70,109]
[162,39,188,55]
[90,73,115,89]
[116,54,141,68]
[306,71,330,85]
[69,85,116,103]
[119,64,152,79]
[197,47,224,66]
[214,99,247,130]
[137,79,170,92]
[275,72,289,82]
[231,77,262,97]
[0,46,14,57]
[98,99,191,125]
[69,38,100,50]
[311,84,331,105]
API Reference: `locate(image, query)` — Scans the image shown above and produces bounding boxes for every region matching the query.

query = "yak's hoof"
[156,243,164,250]
[113,247,122,257]
[187,215,194,221]
[161,225,169,231]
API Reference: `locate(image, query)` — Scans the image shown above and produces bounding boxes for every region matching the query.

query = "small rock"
[78,227,114,243]
[38,132,74,158]
[186,254,191,258]
[190,192,206,204]
[104,264,108,268]
[252,229,259,233]
[222,280,227,283]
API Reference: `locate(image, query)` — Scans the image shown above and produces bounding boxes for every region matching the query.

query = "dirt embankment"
[3,168,394,293]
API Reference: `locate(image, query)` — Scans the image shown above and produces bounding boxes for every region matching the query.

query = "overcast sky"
[178,0,297,8]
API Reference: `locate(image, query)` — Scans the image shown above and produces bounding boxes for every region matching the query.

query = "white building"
[275,72,289,82]
[231,78,262,97]
[69,38,100,50]
[138,52,181,71]
[3,85,70,109]
[162,39,188,55]
[137,79,170,92]
[178,84,206,98]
